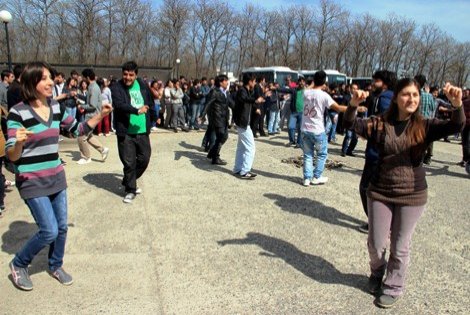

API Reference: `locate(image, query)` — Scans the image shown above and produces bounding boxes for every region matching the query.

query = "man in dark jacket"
[233,74,264,179]
[250,77,267,137]
[7,64,23,110]
[110,61,156,203]
[204,74,234,165]
[357,69,396,233]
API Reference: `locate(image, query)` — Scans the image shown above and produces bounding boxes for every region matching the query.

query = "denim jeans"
[325,111,338,142]
[152,103,161,127]
[13,190,68,272]
[65,107,77,121]
[268,110,280,134]
[301,131,328,180]
[190,103,202,128]
[234,126,256,175]
[341,129,358,154]
[288,112,302,145]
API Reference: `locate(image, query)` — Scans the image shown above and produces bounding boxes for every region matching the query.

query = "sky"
[151,0,470,42]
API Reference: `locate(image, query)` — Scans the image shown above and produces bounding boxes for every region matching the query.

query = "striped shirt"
[6,99,92,199]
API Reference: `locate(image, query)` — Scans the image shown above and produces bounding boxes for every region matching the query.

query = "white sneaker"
[77,158,91,165]
[101,148,109,161]
[303,179,311,186]
[123,193,136,203]
[151,127,158,132]
[135,188,142,194]
[311,176,328,185]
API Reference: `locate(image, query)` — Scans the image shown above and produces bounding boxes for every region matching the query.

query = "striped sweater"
[6,99,92,199]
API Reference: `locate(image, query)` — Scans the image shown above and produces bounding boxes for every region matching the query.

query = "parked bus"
[241,67,299,86]
[299,70,348,88]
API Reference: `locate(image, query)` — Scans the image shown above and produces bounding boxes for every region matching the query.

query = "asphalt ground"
[0,129,468,315]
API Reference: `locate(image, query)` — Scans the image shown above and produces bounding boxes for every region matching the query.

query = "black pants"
[462,125,470,162]
[208,126,228,161]
[0,157,5,207]
[359,159,378,217]
[117,134,151,194]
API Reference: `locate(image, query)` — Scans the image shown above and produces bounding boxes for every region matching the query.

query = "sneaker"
[303,179,311,186]
[358,223,369,234]
[60,158,67,166]
[311,176,328,185]
[48,267,73,286]
[101,148,110,161]
[151,127,158,132]
[368,274,383,294]
[238,173,255,180]
[376,294,400,308]
[77,158,91,165]
[123,193,136,203]
[135,188,142,195]
[5,180,15,187]
[9,260,33,291]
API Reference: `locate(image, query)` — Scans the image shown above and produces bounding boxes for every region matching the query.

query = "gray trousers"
[367,198,425,297]
[171,104,185,129]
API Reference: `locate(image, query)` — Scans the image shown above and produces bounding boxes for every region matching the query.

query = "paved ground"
[0,128,469,315]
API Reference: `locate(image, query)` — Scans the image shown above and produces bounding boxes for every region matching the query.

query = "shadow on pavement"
[174,150,234,176]
[218,232,368,292]
[60,150,82,161]
[264,193,366,232]
[1,221,49,276]
[178,141,205,152]
[423,164,469,179]
[83,173,123,196]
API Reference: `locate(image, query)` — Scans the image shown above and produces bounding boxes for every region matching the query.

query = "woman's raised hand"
[443,83,462,108]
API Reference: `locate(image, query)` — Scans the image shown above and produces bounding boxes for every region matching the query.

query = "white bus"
[299,69,348,88]
[241,67,299,86]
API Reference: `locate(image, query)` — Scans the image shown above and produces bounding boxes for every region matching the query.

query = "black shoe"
[238,173,255,180]
[457,161,465,167]
[254,134,259,138]
[173,128,178,133]
[182,128,189,132]
[358,223,368,234]
[260,133,268,137]
[294,144,301,149]
[212,159,227,165]
[340,152,346,157]
[346,152,356,157]
[247,172,257,177]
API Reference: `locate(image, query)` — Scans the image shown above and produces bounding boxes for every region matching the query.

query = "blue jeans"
[268,110,280,134]
[190,103,202,128]
[65,107,77,121]
[152,103,161,127]
[288,112,302,145]
[301,132,328,179]
[13,190,68,272]
[341,129,358,154]
[325,111,338,142]
[234,126,256,175]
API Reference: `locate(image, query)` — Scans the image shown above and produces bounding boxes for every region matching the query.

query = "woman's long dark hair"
[384,78,426,146]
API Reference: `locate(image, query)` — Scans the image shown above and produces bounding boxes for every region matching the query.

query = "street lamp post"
[0,10,12,71]
[175,58,181,79]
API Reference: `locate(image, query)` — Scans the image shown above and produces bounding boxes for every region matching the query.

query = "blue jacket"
[365,89,393,161]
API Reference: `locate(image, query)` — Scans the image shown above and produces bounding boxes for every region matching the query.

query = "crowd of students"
[0,61,468,309]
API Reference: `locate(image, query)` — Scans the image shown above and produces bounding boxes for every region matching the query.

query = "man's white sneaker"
[101,148,110,161]
[303,179,311,186]
[151,127,158,132]
[311,176,328,185]
[135,188,142,194]
[77,158,91,165]
[123,193,136,203]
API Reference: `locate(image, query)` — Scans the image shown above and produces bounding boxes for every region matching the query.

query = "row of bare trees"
[1,0,469,86]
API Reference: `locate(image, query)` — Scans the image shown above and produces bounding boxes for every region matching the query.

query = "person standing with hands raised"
[344,79,465,308]
[6,62,112,291]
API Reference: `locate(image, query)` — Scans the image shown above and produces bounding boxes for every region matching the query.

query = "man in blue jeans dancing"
[301,71,365,186]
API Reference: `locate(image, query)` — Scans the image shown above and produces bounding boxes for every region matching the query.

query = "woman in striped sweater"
[6,62,112,291]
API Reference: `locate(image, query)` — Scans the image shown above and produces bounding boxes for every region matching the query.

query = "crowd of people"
[0,60,469,309]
